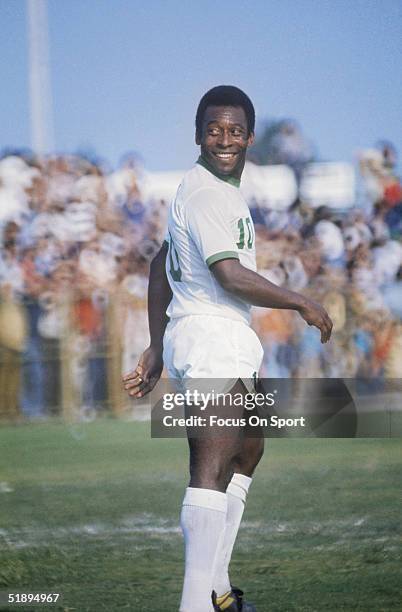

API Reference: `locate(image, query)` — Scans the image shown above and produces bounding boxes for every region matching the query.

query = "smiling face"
[196,105,254,180]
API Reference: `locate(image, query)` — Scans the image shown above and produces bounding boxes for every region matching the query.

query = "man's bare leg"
[179,381,246,612]
[213,407,265,602]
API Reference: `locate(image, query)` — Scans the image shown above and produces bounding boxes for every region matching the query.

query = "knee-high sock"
[213,473,252,597]
[180,487,227,612]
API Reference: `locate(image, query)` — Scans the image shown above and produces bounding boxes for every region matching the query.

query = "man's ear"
[195,130,201,146]
[247,132,255,147]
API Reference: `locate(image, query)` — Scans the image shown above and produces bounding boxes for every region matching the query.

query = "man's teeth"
[215,153,236,159]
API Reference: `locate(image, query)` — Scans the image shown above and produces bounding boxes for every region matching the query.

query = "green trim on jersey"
[196,155,241,188]
[206,250,239,267]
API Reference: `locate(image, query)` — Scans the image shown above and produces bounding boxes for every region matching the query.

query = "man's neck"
[197,155,241,188]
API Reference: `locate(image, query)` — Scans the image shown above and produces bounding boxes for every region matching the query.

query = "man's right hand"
[122,346,164,398]
[298,298,333,343]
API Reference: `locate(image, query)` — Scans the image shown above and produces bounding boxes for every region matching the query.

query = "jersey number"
[236,217,254,249]
[168,234,182,282]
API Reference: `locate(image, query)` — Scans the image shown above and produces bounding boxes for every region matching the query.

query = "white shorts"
[163,314,264,393]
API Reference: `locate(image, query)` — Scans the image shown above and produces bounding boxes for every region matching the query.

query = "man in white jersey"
[163,145,263,387]
[123,86,333,612]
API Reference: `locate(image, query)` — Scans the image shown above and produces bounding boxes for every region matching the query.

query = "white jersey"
[165,160,256,324]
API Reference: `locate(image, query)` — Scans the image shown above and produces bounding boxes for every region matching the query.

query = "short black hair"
[195,85,255,138]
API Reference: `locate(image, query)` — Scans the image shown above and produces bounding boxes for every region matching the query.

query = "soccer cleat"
[212,586,256,611]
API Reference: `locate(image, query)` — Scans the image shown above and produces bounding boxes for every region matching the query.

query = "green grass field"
[0,420,401,611]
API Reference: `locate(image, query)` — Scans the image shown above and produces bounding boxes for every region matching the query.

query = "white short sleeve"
[186,187,239,267]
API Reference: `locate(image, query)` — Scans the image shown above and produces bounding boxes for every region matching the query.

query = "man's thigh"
[186,379,251,490]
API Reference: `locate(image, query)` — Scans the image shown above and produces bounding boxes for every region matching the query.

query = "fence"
[1,280,401,424]
[0,290,149,423]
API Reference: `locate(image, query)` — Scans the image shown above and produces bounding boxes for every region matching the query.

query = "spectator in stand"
[270,119,314,180]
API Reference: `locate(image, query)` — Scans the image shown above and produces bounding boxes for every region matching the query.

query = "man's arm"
[147,241,172,349]
[211,258,333,343]
[123,242,172,397]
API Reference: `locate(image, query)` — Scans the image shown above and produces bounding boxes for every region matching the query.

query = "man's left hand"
[122,345,164,398]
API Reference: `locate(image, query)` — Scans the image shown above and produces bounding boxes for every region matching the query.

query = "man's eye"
[208,129,220,136]
[232,129,243,137]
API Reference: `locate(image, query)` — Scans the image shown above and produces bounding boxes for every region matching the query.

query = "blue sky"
[1,0,401,170]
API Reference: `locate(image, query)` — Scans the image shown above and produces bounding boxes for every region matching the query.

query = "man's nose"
[217,130,231,147]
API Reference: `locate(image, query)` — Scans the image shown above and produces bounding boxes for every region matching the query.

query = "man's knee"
[189,456,234,491]
[188,434,243,491]
[233,436,264,476]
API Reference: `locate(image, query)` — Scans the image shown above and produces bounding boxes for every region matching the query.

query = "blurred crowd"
[0,138,401,422]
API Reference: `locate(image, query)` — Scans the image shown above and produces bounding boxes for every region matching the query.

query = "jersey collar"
[196,155,241,188]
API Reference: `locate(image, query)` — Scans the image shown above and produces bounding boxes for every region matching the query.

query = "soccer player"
[123,86,333,611]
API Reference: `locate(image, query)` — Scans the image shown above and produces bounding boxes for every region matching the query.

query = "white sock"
[213,473,252,597]
[179,487,227,612]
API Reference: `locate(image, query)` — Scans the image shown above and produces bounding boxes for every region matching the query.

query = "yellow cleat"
[212,587,256,611]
